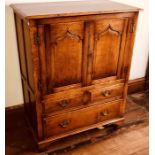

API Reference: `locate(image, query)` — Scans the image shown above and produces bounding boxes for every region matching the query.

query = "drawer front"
[43,83,124,114]
[91,84,124,102]
[44,94,84,114]
[44,99,123,138]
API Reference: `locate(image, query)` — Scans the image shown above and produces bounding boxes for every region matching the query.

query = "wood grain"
[5,92,148,154]
[12,1,140,150]
[93,19,126,80]
[43,83,124,115]
[11,0,142,19]
[44,99,122,138]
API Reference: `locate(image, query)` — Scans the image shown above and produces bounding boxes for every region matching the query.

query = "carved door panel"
[38,22,85,95]
[38,19,128,95]
[92,19,128,84]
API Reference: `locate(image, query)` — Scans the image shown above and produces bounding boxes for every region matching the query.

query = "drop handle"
[59,120,71,128]
[58,100,69,108]
[101,90,111,97]
[100,110,109,116]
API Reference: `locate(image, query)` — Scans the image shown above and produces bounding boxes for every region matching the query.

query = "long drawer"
[43,83,124,114]
[43,99,123,138]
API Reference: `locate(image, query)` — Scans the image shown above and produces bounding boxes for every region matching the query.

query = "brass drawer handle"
[82,90,92,104]
[100,110,109,116]
[58,100,69,108]
[101,90,111,97]
[59,120,71,128]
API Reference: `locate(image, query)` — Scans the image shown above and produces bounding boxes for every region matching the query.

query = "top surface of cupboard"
[11,0,141,19]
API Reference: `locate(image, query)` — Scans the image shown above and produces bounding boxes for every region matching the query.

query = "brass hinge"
[34,32,40,45]
[129,21,135,33]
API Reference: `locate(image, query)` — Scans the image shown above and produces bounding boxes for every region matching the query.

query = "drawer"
[44,99,123,138]
[91,84,124,102]
[43,83,124,114]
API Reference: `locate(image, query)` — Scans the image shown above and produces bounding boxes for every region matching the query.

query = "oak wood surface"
[36,12,136,26]
[93,18,127,80]
[14,14,38,135]
[5,92,148,154]
[12,0,140,149]
[39,22,84,93]
[28,20,44,140]
[37,13,135,95]
[11,0,142,19]
[44,99,122,138]
[43,83,124,115]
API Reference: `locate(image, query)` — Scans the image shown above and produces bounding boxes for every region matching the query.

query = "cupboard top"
[11,0,142,19]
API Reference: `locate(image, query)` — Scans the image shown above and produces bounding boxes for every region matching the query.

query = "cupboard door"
[38,22,85,95]
[92,19,128,83]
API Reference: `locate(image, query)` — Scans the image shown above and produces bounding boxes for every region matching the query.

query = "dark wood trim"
[21,74,34,94]
[5,104,24,112]
[128,77,147,94]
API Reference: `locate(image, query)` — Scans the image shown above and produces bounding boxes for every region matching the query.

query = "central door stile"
[82,21,95,86]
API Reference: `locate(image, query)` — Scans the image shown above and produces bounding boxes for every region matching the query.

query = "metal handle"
[82,90,91,104]
[59,120,71,128]
[100,110,109,116]
[101,90,111,97]
[58,100,69,108]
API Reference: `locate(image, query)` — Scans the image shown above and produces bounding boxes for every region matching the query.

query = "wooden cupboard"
[11,0,141,149]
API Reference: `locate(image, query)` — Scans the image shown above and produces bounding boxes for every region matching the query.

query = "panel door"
[37,18,128,95]
[92,18,128,84]
[38,22,85,95]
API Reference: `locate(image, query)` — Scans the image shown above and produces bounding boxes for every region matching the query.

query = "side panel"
[15,14,38,136]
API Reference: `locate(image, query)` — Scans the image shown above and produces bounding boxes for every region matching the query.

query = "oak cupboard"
[11,0,141,149]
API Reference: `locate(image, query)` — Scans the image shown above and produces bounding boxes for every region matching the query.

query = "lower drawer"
[43,99,123,138]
